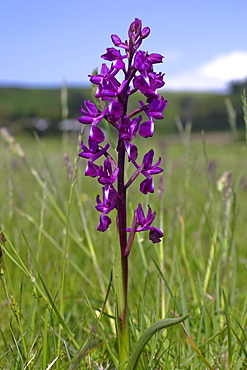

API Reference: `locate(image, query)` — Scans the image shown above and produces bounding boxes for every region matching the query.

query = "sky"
[1,0,247,92]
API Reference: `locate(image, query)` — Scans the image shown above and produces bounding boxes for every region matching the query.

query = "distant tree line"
[228,78,247,95]
[0,79,246,136]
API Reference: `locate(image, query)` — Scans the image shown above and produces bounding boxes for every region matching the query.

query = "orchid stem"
[77,18,166,368]
[116,136,129,368]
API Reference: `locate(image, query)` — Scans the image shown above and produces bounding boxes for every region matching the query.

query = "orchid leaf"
[128,314,190,370]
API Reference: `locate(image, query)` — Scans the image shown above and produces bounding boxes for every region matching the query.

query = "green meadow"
[0,126,247,369]
[0,86,245,135]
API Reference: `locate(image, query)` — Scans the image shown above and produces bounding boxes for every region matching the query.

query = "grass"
[0,129,247,369]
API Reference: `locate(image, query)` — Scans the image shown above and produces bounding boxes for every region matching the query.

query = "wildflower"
[126,204,163,243]
[85,161,101,178]
[108,100,124,119]
[101,47,124,62]
[119,116,142,161]
[139,150,163,194]
[89,63,110,85]
[98,158,119,185]
[147,96,168,118]
[80,140,107,178]
[78,101,107,142]
[77,18,169,367]
[139,97,168,137]
[134,51,153,72]
[78,100,105,125]
[142,149,163,176]
[95,186,118,231]
[128,18,142,41]
[78,18,166,244]
[101,48,127,70]
[133,51,163,75]
[97,214,112,232]
[111,34,129,50]
[79,138,110,161]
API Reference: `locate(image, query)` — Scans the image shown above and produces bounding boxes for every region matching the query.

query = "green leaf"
[128,314,190,370]
[222,289,232,367]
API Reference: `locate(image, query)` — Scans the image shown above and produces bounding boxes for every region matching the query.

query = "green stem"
[116,138,129,368]
[115,238,129,367]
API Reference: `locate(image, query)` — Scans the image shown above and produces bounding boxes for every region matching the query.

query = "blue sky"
[1,0,247,92]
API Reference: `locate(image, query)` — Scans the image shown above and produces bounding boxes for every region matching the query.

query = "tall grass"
[0,129,247,369]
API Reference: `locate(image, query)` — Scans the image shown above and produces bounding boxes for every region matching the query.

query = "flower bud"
[111,34,122,46]
[141,27,150,39]
[148,53,164,64]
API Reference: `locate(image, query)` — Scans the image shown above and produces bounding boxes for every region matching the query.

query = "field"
[0,130,247,369]
[0,86,245,135]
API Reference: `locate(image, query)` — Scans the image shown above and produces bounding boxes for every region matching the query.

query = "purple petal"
[90,125,105,143]
[143,149,154,169]
[78,116,95,124]
[108,100,124,117]
[111,34,123,46]
[101,47,121,61]
[112,59,125,70]
[97,214,112,232]
[100,63,110,75]
[134,51,152,72]
[135,203,145,225]
[146,205,156,224]
[149,228,163,243]
[128,18,142,40]
[88,137,99,152]
[133,75,149,94]
[139,120,154,138]
[95,187,117,214]
[84,100,98,116]
[125,142,138,162]
[85,161,100,177]
[141,27,150,39]
[149,97,168,118]
[140,177,154,194]
[148,53,164,64]
[89,75,102,85]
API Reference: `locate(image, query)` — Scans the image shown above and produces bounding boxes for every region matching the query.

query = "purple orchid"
[97,214,112,232]
[101,48,127,70]
[96,76,128,100]
[141,149,163,176]
[138,149,163,194]
[89,63,110,84]
[98,158,119,185]
[126,203,163,244]
[78,18,167,245]
[111,34,129,50]
[108,100,124,120]
[78,100,107,125]
[79,138,110,177]
[101,47,125,62]
[134,51,153,72]
[95,186,118,231]
[119,116,142,161]
[78,19,167,364]
[78,101,107,142]
[139,97,168,137]
[79,138,110,161]
[85,161,100,178]
[133,71,165,99]
[147,96,168,118]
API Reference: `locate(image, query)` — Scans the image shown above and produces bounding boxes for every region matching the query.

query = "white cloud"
[168,51,247,91]
[200,52,247,81]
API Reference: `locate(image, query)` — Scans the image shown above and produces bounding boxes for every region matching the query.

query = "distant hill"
[0,86,245,135]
